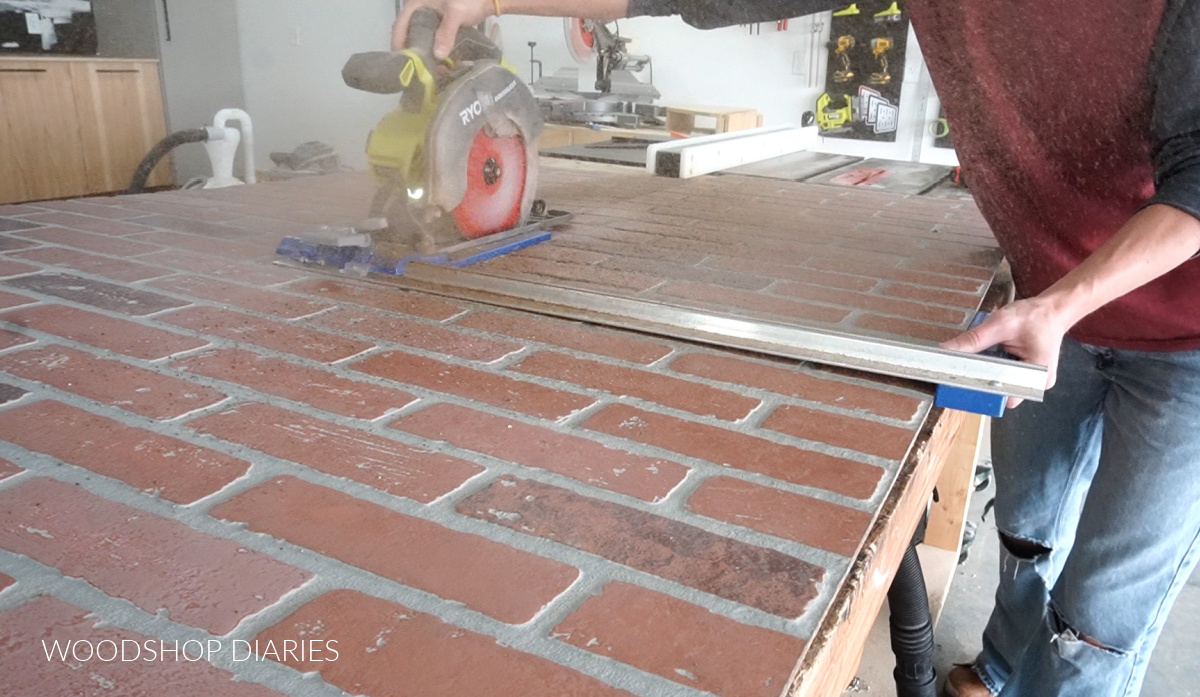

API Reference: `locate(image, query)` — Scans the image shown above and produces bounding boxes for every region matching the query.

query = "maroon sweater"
[633,0,1200,350]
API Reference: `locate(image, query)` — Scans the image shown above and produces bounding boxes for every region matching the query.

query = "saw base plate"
[275,210,573,277]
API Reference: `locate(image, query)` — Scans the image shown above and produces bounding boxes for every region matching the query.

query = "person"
[392,2,1200,696]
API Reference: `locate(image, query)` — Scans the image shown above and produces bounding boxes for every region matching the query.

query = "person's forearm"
[494,0,629,20]
[1036,203,1200,328]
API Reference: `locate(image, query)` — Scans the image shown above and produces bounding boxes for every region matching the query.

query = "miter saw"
[277,8,570,274]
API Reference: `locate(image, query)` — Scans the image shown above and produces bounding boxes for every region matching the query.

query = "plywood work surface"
[0,167,991,697]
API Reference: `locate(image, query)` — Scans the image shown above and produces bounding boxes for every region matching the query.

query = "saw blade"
[564,17,595,64]
[451,128,527,238]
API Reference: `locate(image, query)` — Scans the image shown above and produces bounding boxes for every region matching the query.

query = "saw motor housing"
[342,10,543,245]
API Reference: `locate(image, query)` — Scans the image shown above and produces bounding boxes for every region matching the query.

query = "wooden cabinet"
[0,57,170,204]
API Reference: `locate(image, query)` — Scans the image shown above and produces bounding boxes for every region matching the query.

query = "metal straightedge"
[393,264,1048,402]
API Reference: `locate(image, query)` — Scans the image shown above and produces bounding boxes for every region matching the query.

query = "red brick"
[669,352,923,421]
[554,582,806,697]
[284,277,464,319]
[0,289,37,309]
[655,280,852,324]
[459,477,825,618]
[138,249,306,285]
[772,281,970,325]
[128,230,271,261]
[16,226,160,256]
[21,211,156,236]
[312,308,523,362]
[484,255,662,292]
[518,242,612,265]
[584,404,883,500]
[8,246,167,282]
[0,400,248,502]
[513,351,760,421]
[704,255,879,291]
[150,274,333,319]
[0,479,310,633]
[855,314,963,343]
[598,254,774,291]
[0,345,225,419]
[688,477,873,557]
[0,258,38,277]
[763,404,918,460]
[174,348,415,419]
[905,259,997,280]
[6,272,189,316]
[133,213,250,239]
[0,597,289,697]
[816,258,986,292]
[0,457,20,481]
[30,198,145,219]
[881,282,983,308]
[213,477,577,623]
[454,310,671,364]
[352,351,594,419]
[0,328,34,350]
[0,305,208,359]
[159,306,373,363]
[0,572,12,590]
[120,198,245,222]
[255,590,634,697]
[392,403,688,501]
[189,403,481,502]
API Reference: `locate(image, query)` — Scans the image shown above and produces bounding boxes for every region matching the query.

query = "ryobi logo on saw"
[459,81,519,126]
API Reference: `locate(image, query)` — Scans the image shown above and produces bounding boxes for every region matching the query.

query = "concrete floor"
[848,425,1200,696]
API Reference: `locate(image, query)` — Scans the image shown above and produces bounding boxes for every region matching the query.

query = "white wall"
[499,13,952,164]
[235,0,400,171]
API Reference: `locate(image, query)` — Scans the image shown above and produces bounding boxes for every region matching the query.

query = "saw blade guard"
[564,17,596,63]
[424,63,543,231]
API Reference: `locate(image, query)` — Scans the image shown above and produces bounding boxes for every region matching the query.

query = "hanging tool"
[832,34,856,83]
[816,93,854,132]
[833,3,861,16]
[869,37,893,85]
[874,2,903,22]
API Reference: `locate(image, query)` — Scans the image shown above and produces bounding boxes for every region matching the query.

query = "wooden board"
[0,60,89,204]
[787,407,969,697]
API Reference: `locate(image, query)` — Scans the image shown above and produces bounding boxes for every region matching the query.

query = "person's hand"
[940,297,1069,408]
[393,0,493,58]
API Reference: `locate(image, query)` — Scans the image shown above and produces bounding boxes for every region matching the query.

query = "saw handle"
[405,7,442,56]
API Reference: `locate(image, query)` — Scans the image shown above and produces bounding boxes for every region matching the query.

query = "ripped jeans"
[973,337,1200,697]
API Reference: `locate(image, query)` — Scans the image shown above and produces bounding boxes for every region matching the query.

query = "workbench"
[0,159,1000,697]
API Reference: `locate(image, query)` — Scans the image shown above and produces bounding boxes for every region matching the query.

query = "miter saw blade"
[451,129,527,238]
[564,17,595,63]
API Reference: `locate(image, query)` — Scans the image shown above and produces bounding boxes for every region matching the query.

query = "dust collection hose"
[126,128,209,195]
[887,543,937,697]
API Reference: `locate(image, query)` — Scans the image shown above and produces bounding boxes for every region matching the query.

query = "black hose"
[126,128,209,195]
[887,544,937,697]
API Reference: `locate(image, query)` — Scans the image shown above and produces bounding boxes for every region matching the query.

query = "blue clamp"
[933,311,1012,418]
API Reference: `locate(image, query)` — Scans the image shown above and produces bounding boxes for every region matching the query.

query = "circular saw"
[341,8,543,254]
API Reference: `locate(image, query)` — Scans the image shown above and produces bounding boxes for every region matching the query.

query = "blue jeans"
[974,337,1200,697]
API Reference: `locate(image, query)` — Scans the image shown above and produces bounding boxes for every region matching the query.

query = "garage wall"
[234,0,400,171]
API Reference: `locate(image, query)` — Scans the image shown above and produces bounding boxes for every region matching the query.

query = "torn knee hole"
[999,532,1051,559]
[1049,608,1127,657]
